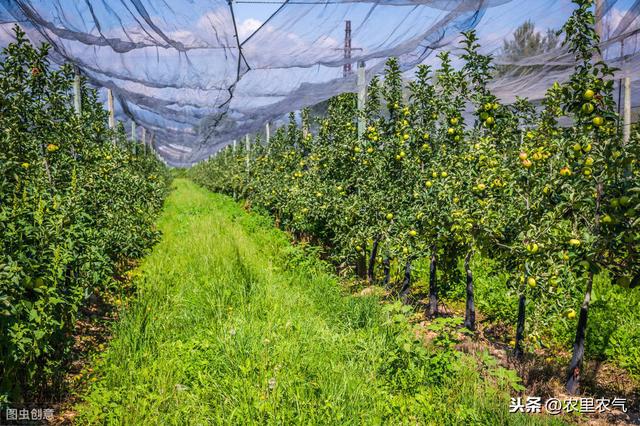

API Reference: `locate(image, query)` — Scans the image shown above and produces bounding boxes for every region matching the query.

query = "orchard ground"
[59,179,635,425]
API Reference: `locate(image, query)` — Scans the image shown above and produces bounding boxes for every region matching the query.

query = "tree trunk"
[399,260,412,302]
[565,181,601,393]
[566,272,594,394]
[428,249,438,318]
[356,249,367,280]
[513,293,526,359]
[631,273,640,289]
[464,249,475,331]
[382,256,391,288]
[367,237,380,283]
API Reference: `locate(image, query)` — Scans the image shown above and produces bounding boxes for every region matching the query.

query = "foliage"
[496,20,561,77]
[77,180,561,425]
[501,20,560,60]
[189,0,639,391]
[0,27,170,401]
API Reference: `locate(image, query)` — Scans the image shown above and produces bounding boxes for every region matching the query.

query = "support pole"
[131,121,136,142]
[623,77,631,145]
[595,0,603,61]
[357,60,366,138]
[150,133,159,161]
[245,134,250,172]
[266,122,270,144]
[618,39,624,118]
[302,119,309,139]
[595,0,603,41]
[107,89,115,129]
[107,88,116,146]
[73,67,81,116]
[232,140,237,199]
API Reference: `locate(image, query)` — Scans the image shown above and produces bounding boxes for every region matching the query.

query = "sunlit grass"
[76,179,565,425]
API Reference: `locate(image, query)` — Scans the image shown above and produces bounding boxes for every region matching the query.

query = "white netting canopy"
[1,0,638,166]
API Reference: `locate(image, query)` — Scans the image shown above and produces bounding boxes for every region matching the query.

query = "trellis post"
[73,66,81,116]
[107,88,116,146]
[623,77,631,145]
[266,122,270,144]
[357,60,366,138]
[245,134,250,172]
[107,89,115,129]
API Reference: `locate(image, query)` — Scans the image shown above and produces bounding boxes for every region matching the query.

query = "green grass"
[76,179,565,425]
[404,247,640,383]
[455,256,640,380]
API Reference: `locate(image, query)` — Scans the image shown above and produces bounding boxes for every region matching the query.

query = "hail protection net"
[0,0,638,166]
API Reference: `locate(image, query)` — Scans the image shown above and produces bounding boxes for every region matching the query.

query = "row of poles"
[232,5,634,157]
[595,0,633,145]
[71,10,632,166]
[72,67,157,158]
[212,19,367,166]
[219,55,632,168]
[218,13,634,169]
[213,60,367,170]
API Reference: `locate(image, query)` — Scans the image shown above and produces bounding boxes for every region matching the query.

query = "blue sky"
[1,0,636,162]
[235,2,281,25]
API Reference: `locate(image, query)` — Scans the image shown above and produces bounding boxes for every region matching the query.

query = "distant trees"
[496,20,560,77]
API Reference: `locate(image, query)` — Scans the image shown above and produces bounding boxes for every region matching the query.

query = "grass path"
[77,179,563,425]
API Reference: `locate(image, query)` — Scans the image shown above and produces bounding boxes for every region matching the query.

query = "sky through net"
[0,0,638,166]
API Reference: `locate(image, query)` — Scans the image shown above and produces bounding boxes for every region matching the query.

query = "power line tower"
[335,20,362,77]
[333,20,367,137]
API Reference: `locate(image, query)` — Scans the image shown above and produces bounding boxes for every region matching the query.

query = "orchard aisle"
[76,179,560,425]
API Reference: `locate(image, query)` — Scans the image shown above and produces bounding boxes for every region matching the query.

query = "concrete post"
[73,67,81,116]
[266,122,270,144]
[623,77,631,145]
[107,88,115,129]
[357,60,366,138]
